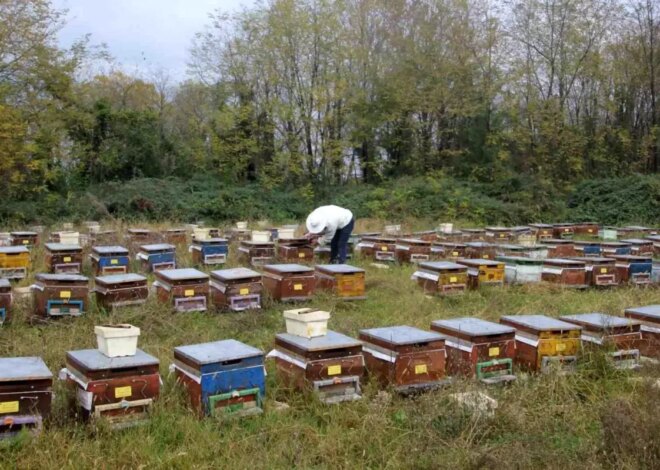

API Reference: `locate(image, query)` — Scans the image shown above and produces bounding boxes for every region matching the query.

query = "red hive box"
[620,238,654,256]
[262,264,315,302]
[528,224,554,241]
[94,274,149,310]
[431,242,467,260]
[613,255,653,286]
[126,228,160,252]
[0,357,52,439]
[45,243,83,274]
[412,261,469,295]
[154,269,210,312]
[10,231,39,247]
[0,278,11,325]
[277,238,314,263]
[238,241,275,266]
[32,273,89,319]
[464,242,498,260]
[646,235,660,257]
[430,317,516,384]
[357,236,397,262]
[359,326,448,394]
[574,222,600,237]
[460,228,486,242]
[63,349,160,428]
[552,223,575,239]
[270,330,363,404]
[560,313,642,369]
[314,264,366,300]
[539,239,576,258]
[485,226,513,242]
[572,257,618,287]
[542,259,587,288]
[90,230,120,247]
[395,238,432,264]
[412,230,438,242]
[210,268,262,312]
[624,305,660,358]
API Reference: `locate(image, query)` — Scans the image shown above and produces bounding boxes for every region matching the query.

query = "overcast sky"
[52,0,253,80]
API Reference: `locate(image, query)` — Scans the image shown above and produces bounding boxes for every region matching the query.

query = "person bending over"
[305,205,354,264]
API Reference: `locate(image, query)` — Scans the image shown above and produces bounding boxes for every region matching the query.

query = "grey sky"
[52,0,253,80]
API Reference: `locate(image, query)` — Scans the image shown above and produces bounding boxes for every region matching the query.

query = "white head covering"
[306,212,326,234]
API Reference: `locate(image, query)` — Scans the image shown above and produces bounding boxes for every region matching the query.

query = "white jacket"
[306,205,353,244]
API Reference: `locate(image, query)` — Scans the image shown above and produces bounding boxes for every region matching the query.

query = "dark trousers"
[330,218,354,264]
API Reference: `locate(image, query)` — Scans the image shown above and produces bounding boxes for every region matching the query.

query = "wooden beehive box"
[63,349,160,428]
[45,243,83,274]
[412,230,438,242]
[154,269,210,313]
[359,326,448,394]
[90,230,120,247]
[541,259,587,288]
[499,315,581,373]
[613,255,653,286]
[573,241,601,257]
[269,330,363,404]
[574,222,600,237]
[647,235,660,257]
[560,313,642,369]
[90,246,130,275]
[552,223,575,239]
[485,226,513,241]
[163,229,187,245]
[431,242,467,260]
[238,241,275,266]
[0,357,52,439]
[0,246,30,280]
[618,226,652,238]
[510,226,536,246]
[456,258,505,289]
[126,229,160,252]
[191,238,228,266]
[363,237,397,262]
[314,264,366,300]
[173,340,265,417]
[528,223,554,240]
[459,228,485,242]
[32,273,89,319]
[262,264,315,302]
[573,257,618,287]
[620,238,654,256]
[210,268,262,312]
[430,317,516,384]
[395,238,431,264]
[94,274,149,310]
[277,238,314,263]
[0,279,11,325]
[464,242,497,260]
[313,246,331,262]
[624,305,660,358]
[495,244,549,259]
[600,242,632,257]
[539,239,576,258]
[412,261,468,295]
[229,228,251,242]
[10,231,39,247]
[137,244,176,272]
[496,256,543,284]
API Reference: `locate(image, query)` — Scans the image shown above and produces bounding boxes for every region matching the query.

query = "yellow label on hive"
[298,253,306,258]
[63,256,72,262]
[483,255,489,259]
[239,288,249,295]
[293,284,303,291]
[0,401,19,414]
[110,259,118,265]
[60,291,71,299]
[115,386,132,399]
[449,276,458,283]
[556,343,566,352]
[499,234,505,238]
[381,246,387,251]
[184,289,195,297]
[327,365,341,376]
[588,229,593,233]
[415,364,428,375]
[452,251,459,256]
[488,347,500,357]
[600,268,607,274]
[22,240,29,244]
[564,228,569,232]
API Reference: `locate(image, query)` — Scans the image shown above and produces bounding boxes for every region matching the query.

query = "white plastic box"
[95,324,141,357]
[236,221,248,230]
[278,228,296,240]
[438,223,454,234]
[283,308,330,338]
[251,230,271,242]
[58,231,80,245]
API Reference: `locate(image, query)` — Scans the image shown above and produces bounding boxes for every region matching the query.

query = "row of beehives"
[2,306,659,437]
[0,263,365,325]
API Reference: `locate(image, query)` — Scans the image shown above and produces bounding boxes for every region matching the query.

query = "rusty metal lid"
[67,349,159,370]
[0,357,52,382]
[0,246,30,254]
[276,330,361,351]
[263,264,313,274]
[360,326,444,346]
[95,273,147,284]
[431,317,515,336]
[175,339,263,365]
[157,268,208,281]
[419,261,466,271]
[625,305,660,320]
[315,264,364,274]
[560,313,640,329]
[93,245,129,255]
[500,315,581,331]
[45,243,82,251]
[210,268,261,281]
[139,243,175,252]
[36,273,88,282]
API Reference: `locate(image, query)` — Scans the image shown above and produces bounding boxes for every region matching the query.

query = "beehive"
[395,238,431,264]
[31,273,89,319]
[163,229,187,245]
[238,241,275,266]
[90,230,120,247]
[620,238,654,256]
[539,239,576,258]
[430,317,516,384]
[496,256,543,284]
[574,257,618,287]
[277,238,314,263]
[137,244,176,272]
[613,255,653,286]
[528,224,554,241]
[0,279,10,325]
[573,241,601,257]
[459,228,485,242]
[485,226,513,241]
[269,331,364,404]
[94,274,149,310]
[0,246,30,279]
[552,224,575,239]
[314,264,366,300]
[618,226,652,238]
[126,229,160,252]
[356,236,396,262]
[574,222,600,237]
[191,238,228,266]
[63,349,160,428]
[560,313,642,369]
[541,259,587,288]
[359,326,448,394]
[411,261,468,295]
[411,230,438,242]
[624,305,660,358]
[464,242,497,260]
[500,315,581,373]
[431,242,467,260]
[10,231,38,247]
[647,235,660,257]
[153,269,210,313]
[210,268,262,312]
[90,246,130,275]
[599,226,618,240]
[600,242,632,257]
[495,244,549,259]
[456,258,505,289]
[44,243,83,274]
[174,340,265,417]
[0,357,52,439]
[262,264,315,302]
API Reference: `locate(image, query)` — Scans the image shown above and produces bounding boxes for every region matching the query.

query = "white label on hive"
[556,343,566,352]
[240,288,249,295]
[115,386,132,398]
[111,259,118,265]
[449,276,458,283]
[63,256,72,262]
[415,364,428,375]
[184,289,195,297]
[0,401,19,414]
[60,291,71,299]
[488,347,500,357]
[293,284,303,291]
[327,365,341,376]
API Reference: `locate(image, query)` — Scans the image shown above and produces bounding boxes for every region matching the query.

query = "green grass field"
[1,234,660,469]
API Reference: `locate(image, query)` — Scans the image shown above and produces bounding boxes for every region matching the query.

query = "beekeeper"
[305,205,354,264]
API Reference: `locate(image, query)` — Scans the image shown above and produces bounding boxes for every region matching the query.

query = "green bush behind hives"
[0,173,658,225]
